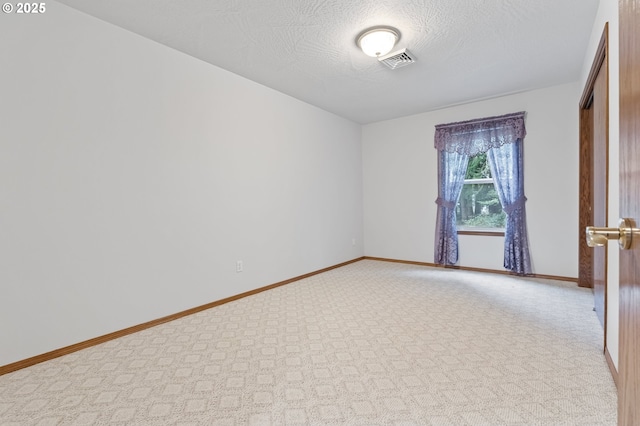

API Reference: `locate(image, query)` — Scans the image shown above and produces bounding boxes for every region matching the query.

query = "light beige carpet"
[0,260,617,425]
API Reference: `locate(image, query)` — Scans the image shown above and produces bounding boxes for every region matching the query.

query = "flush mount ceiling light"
[356,26,400,57]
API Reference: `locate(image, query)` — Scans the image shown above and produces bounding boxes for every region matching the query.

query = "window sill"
[457,229,505,237]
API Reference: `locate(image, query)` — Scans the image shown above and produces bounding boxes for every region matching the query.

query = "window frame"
[456,176,506,236]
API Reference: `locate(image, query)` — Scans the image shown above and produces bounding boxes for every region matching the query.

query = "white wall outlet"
[352,238,356,246]
[236,260,243,272]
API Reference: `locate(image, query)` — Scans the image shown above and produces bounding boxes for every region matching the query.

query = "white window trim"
[463,177,494,185]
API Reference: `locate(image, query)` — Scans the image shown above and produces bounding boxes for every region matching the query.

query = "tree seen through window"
[456,152,506,229]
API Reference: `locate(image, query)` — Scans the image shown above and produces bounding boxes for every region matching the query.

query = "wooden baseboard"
[0,257,365,377]
[605,346,619,389]
[363,256,579,283]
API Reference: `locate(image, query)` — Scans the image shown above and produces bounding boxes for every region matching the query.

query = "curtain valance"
[434,111,526,156]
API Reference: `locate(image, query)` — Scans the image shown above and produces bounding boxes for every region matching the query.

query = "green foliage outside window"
[456,153,506,229]
[465,153,491,180]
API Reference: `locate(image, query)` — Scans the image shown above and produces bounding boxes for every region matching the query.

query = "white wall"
[0,2,363,366]
[363,83,580,278]
[580,0,619,371]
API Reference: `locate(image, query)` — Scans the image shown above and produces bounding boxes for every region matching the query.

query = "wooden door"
[578,25,609,332]
[618,0,640,424]
[592,61,608,329]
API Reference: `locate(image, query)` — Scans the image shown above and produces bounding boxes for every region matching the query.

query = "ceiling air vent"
[378,48,415,70]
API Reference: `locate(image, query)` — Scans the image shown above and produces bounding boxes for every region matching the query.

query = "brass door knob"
[586,218,639,250]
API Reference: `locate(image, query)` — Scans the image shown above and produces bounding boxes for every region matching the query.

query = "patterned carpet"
[0,260,617,425]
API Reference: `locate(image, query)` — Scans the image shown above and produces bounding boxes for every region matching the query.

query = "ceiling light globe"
[357,28,398,57]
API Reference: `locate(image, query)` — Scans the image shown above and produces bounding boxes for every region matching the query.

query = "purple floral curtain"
[486,141,531,275]
[433,111,531,275]
[434,150,469,265]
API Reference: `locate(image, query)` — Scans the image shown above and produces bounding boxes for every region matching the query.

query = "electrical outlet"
[236,260,243,272]
[352,238,356,246]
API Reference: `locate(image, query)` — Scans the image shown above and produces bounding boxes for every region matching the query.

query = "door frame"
[579,25,610,290]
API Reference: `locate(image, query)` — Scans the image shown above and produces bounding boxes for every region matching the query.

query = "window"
[456,152,505,232]
[433,111,531,274]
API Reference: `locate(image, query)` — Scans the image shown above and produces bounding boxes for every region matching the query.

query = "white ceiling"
[56,0,600,124]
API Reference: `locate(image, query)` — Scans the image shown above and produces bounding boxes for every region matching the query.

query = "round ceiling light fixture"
[356,26,400,57]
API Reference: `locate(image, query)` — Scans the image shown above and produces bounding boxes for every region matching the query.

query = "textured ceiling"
[55,0,599,124]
